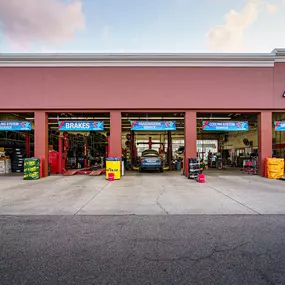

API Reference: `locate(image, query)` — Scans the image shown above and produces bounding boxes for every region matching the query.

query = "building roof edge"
[0,51,279,67]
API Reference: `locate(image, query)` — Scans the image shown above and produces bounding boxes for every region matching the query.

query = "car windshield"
[142,150,159,157]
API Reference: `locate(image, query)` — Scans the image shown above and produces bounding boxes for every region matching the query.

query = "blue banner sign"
[58,121,104,131]
[131,121,176,131]
[274,121,285,131]
[0,121,32,131]
[202,121,248,131]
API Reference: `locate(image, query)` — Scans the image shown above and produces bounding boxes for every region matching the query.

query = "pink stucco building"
[1,49,285,176]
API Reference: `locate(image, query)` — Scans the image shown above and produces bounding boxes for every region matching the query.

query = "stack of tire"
[11,149,25,173]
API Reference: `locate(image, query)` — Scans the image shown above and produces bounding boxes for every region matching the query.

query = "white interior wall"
[223,131,258,149]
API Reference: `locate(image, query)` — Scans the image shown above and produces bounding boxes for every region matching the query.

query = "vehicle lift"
[129,131,173,170]
[58,132,106,176]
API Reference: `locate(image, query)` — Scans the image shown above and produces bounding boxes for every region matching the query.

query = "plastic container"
[198,173,205,183]
[176,161,181,171]
[108,172,115,181]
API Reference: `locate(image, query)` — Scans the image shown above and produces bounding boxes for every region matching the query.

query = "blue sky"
[0,0,284,53]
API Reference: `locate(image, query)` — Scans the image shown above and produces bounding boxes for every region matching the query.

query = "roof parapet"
[0,51,280,67]
[272,48,285,62]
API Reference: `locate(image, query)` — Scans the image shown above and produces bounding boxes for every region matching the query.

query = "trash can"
[176,161,181,171]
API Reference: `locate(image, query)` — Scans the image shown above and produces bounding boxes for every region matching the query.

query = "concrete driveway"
[0,171,285,215]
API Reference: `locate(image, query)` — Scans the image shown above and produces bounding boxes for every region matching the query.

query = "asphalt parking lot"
[0,170,285,215]
[2,215,285,285]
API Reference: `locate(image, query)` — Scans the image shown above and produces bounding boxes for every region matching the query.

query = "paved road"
[1,215,285,285]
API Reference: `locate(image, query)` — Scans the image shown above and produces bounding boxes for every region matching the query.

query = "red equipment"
[243,159,258,175]
[49,150,59,174]
[58,136,63,174]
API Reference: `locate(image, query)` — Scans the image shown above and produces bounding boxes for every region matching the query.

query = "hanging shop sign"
[202,121,248,131]
[0,121,32,131]
[274,121,285,131]
[130,121,176,131]
[58,121,104,131]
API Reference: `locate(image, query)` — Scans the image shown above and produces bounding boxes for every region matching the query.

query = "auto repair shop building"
[0,49,285,177]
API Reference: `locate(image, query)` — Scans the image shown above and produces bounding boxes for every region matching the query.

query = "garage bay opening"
[47,113,109,176]
[197,113,259,176]
[0,113,34,176]
[122,113,185,174]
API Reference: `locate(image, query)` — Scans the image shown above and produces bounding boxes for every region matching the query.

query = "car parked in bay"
[139,149,163,172]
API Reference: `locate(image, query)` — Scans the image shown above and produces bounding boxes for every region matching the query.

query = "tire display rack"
[11,149,25,173]
[188,158,200,179]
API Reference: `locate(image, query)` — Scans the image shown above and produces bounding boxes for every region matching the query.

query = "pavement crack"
[208,185,261,215]
[145,242,249,263]
[156,187,169,215]
[74,182,110,215]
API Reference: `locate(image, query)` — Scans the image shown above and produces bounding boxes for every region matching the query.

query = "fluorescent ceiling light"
[197,117,232,120]
[31,116,233,121]
[123,117,184,120]
[48,117,109,120]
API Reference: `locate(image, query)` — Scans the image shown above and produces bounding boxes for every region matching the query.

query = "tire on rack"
[12,163,24,168]
[12,169,23,173]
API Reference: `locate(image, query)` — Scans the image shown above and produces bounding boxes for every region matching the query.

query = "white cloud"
[266,3,278,14]
[207,0,262,52]
[0,0,85,49]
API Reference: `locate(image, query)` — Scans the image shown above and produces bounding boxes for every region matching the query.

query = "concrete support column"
[258,111,272,177]
[184,111,197,177]
[34,111,48,177]
[109,111,122,159]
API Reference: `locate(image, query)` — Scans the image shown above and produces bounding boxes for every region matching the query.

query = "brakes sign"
[58,121,104,131]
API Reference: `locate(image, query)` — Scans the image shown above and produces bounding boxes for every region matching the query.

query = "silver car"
[139,150,163,172]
